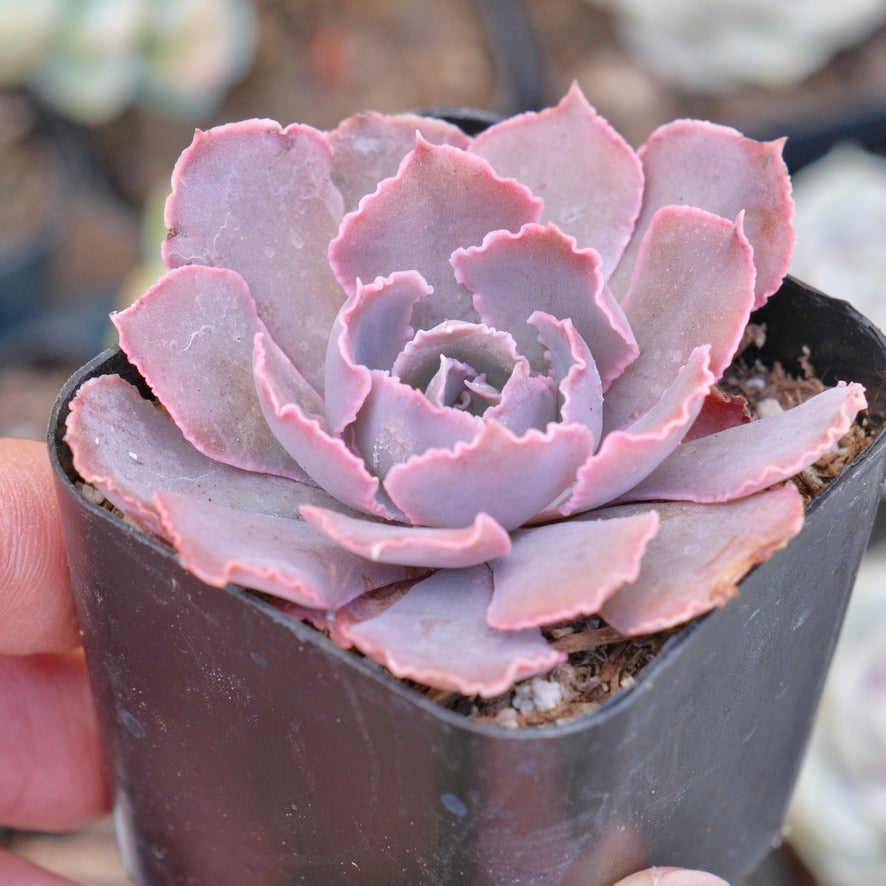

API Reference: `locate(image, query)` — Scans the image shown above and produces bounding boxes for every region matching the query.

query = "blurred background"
[1,1,884,883]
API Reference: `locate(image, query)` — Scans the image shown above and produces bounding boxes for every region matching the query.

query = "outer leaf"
[155,492,413,610]
[162,120,345,391]
[253,331,397,519]
[64,374,355,539]
[623,382,867,503]
[300,505,511,568]
[324,270,432,434]
[609,119,794,306]
[471,81,644,277]
[602,206,755,433]
[488,510,659,629]
[341,566,566,697]
[328,137,542,331]
[113,265,308,482]
[598,486,805,635]
[329,111,470,213]
[384,420,596,530]
[452,223,637,389]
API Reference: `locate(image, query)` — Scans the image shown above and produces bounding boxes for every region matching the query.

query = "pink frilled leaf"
[609,119,794,307]
[470,82,644,278]
[602,206,755,433]
[623,382,867,504]
[451,223,637,390]
[340,565,566,697]
[529,311,603,441]
[64,374,349,538]
[329,111,470,213]
[324,270,432,434]
[384,419,596,531]
[155,492,414,610]
[551,346,714,517]
[328,138,542,332]
[683,388,751,442]
[113,265,310,483]
[350,370,482,479]
[614,868,730,886]
[300,505,511,568]
[487,510,659,630]
[598,485,805,635]
[483,362,558,438]
[162,120,345,392]
[253,330,398,519]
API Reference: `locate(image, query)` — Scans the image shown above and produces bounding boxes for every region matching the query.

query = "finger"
[0,652,110,830]
[0,438,80,654]
[0,848,81,886]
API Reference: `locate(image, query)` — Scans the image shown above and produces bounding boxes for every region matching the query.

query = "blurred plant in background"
[0,0,256,123]
[585,0,886,93]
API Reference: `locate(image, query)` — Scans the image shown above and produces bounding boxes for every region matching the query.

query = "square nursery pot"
[49,278,886,886]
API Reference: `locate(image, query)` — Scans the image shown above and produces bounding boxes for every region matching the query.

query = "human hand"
[0,438,110,885]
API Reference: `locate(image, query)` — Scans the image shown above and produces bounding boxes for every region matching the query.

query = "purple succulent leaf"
[470,82,644,278]
[253,331,399,519]
[339,565,566,697]
[113,265,311,483]
[329,111,471,213]
[161,120,346,392]
[349,370,483,479]
[551,345,715,516]
[325,270,432,434]
[598,485,805,634]
[383,419,596,530]
[300,505,512,568]
[482,362,558,438]
[602,206,755,433]
[451,223,638,389]
[328,137,542,331]
[154,492,414,609]
[609,120,794,307]
[622,382,867,504]
[487,510,659,630]
[529,311,603,441]
[63,375,371,542]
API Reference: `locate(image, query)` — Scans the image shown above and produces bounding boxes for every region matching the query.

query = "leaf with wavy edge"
[155,492,414,610]
[452,223,637,389]
[554,346,714,516]
[350,370,482,479]
[324,270,432,434]
[113,265,310,483]
[609,119,794,307]
[162,120,345,392]
[253,331,399,519]
[470,81,644,278]
[623,382,867,503]
[300,506,511,568]
[341,565,565,697]
[530,311,603,442]
[603,206,755,433]
[488,510,659,629]
[384,419,596,530]
[63,375,364,541]
[329,137,542,332]
[329,111,470,213]
[598,486,805,634]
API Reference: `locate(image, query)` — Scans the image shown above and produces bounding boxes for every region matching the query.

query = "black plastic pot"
[49,278,886,886]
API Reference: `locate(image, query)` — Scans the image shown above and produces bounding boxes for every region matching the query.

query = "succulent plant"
[65,84,865,698]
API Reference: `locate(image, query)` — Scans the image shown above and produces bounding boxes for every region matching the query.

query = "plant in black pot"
[49,84,886,885]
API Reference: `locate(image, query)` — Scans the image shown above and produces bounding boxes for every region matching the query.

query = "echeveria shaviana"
[65,84,865,697]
